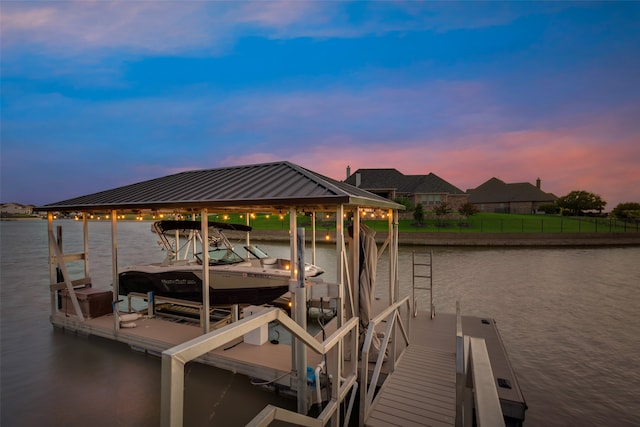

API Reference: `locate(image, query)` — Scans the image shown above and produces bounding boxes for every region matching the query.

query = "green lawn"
[387,213,638,233]
[204,212,639,234]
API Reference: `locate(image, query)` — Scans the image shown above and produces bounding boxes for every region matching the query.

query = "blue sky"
[1,1,639,209]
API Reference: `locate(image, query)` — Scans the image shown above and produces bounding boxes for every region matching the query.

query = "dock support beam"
[294,228,308,414]
[111,210,119,332]
[201,208,211,333]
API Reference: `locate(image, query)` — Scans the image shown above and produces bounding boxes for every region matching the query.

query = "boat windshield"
[207,248,245,265]
[244,245,270,259]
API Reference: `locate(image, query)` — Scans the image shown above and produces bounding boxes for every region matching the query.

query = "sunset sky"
[2,1,639,209]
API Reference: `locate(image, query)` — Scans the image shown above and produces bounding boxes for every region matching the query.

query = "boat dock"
[51,298,526,426]
[36,161,527,426]
[365,311,526,427]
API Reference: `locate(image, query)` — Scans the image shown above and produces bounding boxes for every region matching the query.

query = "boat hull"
[118,269,290,306]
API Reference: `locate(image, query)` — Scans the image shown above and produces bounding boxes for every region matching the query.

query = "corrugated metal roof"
[36,161,404,212]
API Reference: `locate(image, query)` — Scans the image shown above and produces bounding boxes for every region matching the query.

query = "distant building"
[0,203,34,215]
[467,177,557,214]
[344,167,468,211]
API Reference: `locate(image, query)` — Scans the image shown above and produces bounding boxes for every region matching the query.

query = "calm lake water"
[1,220,639,426]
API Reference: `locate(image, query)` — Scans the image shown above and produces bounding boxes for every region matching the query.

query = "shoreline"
[3,218,639,246]
[241,229,640,247]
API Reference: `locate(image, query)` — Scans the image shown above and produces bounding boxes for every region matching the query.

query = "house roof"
[467,177,557,204]
[35,161,405,212]
[345,168,466,195]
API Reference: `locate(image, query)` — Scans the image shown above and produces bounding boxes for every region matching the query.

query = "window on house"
[426,195,441,206]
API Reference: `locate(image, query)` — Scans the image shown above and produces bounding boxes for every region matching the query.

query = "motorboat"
[118,220,324,306]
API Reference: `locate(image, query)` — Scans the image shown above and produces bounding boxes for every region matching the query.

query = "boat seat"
[260,258,278,267]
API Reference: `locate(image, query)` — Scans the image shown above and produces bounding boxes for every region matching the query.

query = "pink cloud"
[244,124,639,209]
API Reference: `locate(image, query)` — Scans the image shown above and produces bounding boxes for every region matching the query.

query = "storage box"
[242,305,268,345]
[60,288,113,319]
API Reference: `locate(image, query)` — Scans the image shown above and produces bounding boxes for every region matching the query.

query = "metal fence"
[395,217,640,233]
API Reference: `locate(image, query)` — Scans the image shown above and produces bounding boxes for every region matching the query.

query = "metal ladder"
[412,250,434,319]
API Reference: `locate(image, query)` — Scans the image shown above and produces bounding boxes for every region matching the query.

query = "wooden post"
[47,212,56,315]
[289,208,297,394]
[295,228,307,415]
[48,228,84,322]
[83,212,90,280]
[352,208,360,322]
[335,205,344,328]
[311,211,316,266]
[201,208,210,333]
[111,210,119,332]
[388,209,394,306]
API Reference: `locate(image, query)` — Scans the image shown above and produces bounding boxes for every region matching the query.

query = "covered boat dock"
[36,161,526,426]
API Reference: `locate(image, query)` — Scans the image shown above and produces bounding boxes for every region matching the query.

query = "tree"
[458,203,479,216]
[413,203,425,225]
[434,202,452,216]
[538,203,560,214]
[611,202,640,220]
[394,197,414,211]
[556,190,606,215]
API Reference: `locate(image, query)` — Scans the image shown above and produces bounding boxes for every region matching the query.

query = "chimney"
[536,177,541,189]
[355,172,361,187]
[346,165,351,180]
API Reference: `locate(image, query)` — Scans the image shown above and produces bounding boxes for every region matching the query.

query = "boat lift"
[38,161,524,426]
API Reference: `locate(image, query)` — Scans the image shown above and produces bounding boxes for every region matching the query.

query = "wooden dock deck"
[365,343,456,427]
[365,311,526,427]
[51,305,525,426]
[51,310,332,389]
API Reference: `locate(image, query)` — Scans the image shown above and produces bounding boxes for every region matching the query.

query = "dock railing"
[359,296,411,426]
[455,303,505,427]
[161,307,359,427]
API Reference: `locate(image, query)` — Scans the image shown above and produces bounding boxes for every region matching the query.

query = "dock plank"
[365,311,457,427]
[366,344,456,426]
[365,311,526,426]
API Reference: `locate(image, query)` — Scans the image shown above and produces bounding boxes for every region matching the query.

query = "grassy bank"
[210,212,639,234]
[30,212,638,235]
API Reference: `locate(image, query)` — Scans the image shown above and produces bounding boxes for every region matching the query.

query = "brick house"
[344,168,468,212]
[467,177,557,214]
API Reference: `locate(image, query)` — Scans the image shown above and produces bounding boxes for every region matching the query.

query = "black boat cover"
[154,220,252,233]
